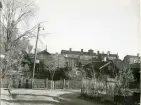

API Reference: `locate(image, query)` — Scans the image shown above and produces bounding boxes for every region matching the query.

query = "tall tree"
[43,54,65,80]
[0,0,38,78]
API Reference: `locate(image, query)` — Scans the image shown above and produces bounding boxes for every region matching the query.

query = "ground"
[1,89,106,105]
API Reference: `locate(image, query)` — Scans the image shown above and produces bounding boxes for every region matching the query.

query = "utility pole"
[0,1,2,101]
[32,24,40,88]
[31,21,48,88]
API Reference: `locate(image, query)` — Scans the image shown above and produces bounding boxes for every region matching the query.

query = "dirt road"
[1,89,106,105]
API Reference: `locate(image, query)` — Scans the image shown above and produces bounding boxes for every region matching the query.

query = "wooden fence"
[1,78,82,89]
[81,78,140,104]
[81,78,118,101]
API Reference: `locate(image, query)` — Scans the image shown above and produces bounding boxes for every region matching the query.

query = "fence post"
[13,79,15,88]
[46,78,48,89]
[53,80,54,89]
[21,78,23,88]
[63,79,65,89]
[54,81,55,89]
[33,78,35,89]
[51,80,54,89]
[81,78,83,95]
[68,80,70,89]
[51,80,52,89]
[44,79,46,89]
[106,80,107,94]
[86,79,87,95]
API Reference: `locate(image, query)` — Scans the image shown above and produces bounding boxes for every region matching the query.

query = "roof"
[123,55,140,60]
[38,50,50,55]
[61,50,96,56]
[92,59,124,70]
[61,50,118,58]
[111,59,124,69]
[100,53,118,58]
[98,59,140,70]
[83,61,106,69]
[125,55,140,57]
[83,60,119,78]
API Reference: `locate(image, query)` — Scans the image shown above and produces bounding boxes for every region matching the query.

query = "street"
[1,89,106,105]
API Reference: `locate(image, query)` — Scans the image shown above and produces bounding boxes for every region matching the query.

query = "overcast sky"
[30,0,140,59]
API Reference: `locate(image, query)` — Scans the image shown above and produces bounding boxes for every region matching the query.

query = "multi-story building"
[61,48,119,69]
[123,54,140,69]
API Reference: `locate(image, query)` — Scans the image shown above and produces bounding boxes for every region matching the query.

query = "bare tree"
[42,55,58,89]
[1,0,38,51]
[44,55,58,79]
[0,0,38,78]
[114,68,134,93]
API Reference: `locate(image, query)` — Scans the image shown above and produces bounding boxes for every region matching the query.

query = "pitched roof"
[83,61,106,69]
[111,59,124,69]
[100,53,118,57]
[123,55,140,60]
[93,59,124,70]
[38,50,50,55]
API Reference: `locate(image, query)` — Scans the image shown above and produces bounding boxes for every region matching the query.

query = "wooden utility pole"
[32,24,40,88]
[0,1,2,97]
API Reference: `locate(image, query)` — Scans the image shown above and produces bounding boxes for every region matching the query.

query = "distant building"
[37,49,51,59]
[27,49,67,79]
[123,54,140,69]
[122,54,140,88]
[61,48,119,69]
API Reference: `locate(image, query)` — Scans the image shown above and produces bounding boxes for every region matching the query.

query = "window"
[103,57,107,62]
[134,60,137,63]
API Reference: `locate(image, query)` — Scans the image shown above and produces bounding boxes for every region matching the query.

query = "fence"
[1,78,82,89]
[81,78,140,104]
[81,78,118,101]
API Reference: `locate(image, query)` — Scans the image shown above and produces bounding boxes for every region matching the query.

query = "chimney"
[117,52,119,58]
[137,53,140,57]
[97,51,100,55]
[88,49,93,55]
[107,51,110,55]
[81,49,83,53]
[46,45,47,51]
[69,48,72,51]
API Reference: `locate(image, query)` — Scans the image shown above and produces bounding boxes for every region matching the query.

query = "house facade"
[123,54,140,69]
[61,48,119,69]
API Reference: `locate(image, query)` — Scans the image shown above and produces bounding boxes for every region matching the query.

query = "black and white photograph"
[0,0,140,105]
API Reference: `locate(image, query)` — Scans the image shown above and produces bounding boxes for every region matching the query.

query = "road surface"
[1,89,106,105]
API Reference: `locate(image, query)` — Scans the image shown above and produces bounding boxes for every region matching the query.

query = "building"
[27,49,67,79]
[122,54,140,89]
[123,54,140,68]
[61,48,119,69]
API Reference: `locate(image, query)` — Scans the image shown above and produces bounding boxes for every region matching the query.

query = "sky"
[29,0,140,59]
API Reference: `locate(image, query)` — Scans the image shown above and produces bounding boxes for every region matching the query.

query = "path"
[1,89,106,105]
